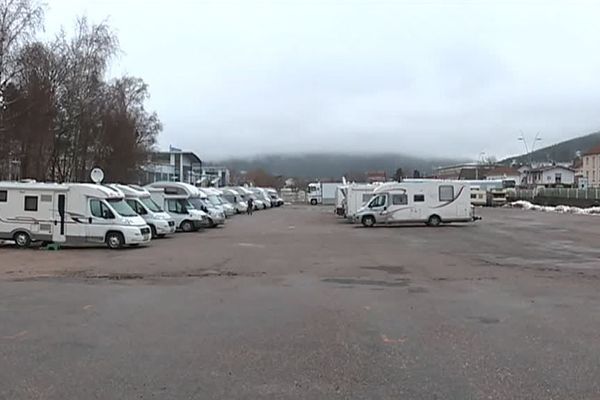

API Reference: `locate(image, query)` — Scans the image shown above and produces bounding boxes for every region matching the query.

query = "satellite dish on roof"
[90,167,105,184]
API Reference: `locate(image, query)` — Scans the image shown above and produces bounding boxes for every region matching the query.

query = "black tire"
[180,220,194,232]
[310,199,318,205]
[207,218,215,228]
[362,215,376,228]
[106,232,124,249]
[13,231,31,248]
[157,234,166,238]
[149,225,158,239]
[427,215,442,227]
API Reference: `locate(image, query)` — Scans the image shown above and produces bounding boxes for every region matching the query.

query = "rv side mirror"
[383,206,387,211]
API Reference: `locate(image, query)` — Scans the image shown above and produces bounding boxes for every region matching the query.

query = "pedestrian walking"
[247,197,254,215]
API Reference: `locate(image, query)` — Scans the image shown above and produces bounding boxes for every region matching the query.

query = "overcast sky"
[45,0,600,161]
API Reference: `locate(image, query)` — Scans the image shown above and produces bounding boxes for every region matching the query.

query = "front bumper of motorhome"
[123,226,152,244]
[155,219,176,235]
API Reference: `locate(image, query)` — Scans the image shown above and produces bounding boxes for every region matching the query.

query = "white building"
[581,145,600,188]
[142,147,202,184]
[521,165,575,187]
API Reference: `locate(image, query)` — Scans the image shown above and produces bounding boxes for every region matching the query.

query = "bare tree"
[0,0,44,177]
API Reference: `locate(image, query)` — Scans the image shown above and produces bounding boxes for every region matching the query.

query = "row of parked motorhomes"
[0,181,283,249]
[333,180,486,227]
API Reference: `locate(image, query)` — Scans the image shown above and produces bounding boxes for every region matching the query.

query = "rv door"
[367,193,388,222]
[86,199,114,243]
[52,193,67,243]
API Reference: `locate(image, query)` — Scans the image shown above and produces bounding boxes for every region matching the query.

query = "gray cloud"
[45,0,600,160]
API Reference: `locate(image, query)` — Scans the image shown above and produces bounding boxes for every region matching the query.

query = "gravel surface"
[1,205,599,399]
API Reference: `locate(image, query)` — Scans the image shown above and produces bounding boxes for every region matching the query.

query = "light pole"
[518,131,542,186]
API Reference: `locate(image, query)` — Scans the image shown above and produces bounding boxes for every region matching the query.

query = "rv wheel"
[310,199,317,205]
[181,220,194,232]
[13,232,31,248]
[362,215,376,227]
[106,232,125,249]
[149,225,157,239]
[427,215,442,227]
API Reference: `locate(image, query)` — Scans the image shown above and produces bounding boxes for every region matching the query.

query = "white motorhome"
[265,188,284,207]
[200,187,235,217]
[307,182,340,205]
[235,186,263,210]
[344,183,376,220]
[109,184,176,238]
[148,182,224,228]
[354,180,477,227]
[250,187,272,208]
[146,184,207,232]
[0,182,151,248]
[221,188,248,214]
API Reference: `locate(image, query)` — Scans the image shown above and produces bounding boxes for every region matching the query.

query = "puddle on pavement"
[322,278,410,287]
[360,266,408,275]
[468,316,500,324]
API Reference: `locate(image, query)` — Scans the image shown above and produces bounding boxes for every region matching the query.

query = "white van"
[354,180,476,227]
[146,184,206,232]
[110,184,176,238]
[0,182,151,248]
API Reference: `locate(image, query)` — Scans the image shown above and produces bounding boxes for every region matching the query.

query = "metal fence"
[511,188,600,201]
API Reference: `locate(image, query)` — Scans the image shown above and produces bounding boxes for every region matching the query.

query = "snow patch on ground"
[507,200,600,215]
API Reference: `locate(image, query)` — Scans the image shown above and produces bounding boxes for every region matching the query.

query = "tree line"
[0,0,161,182]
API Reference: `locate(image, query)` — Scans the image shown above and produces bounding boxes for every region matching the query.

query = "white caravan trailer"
[354,180,477,227]
[146,184,207,232]
[345,184,376,220]
[221,188,248,214]
[307,182,340,205]
[110,184,176,238]
[0,182,151,248]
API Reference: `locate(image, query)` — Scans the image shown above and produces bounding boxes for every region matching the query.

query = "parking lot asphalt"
[1,205,600,399]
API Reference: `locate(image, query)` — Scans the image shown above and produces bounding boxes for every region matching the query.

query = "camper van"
[344,184,376,220]
[234,187,263,210]
[146,183,207,232]
[199,187,235,217]
[265,188,284,207]
[0,182,151,248]
[109,184,176,238]
[354,180,476,227]
[221,188,248,214]
[249,187,272,208]
[148,182,224,228]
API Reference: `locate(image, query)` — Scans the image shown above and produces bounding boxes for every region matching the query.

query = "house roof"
[485,166,520,176]
[152,151,202,164]
[528,165,575,173]
[584,144,600,156]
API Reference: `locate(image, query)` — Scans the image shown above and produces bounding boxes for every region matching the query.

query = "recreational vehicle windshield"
[355,180,477,227]
[109,184,176,238]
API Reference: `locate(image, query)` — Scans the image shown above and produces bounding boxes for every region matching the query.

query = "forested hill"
[502,131,600,164]
[213,153,466,179]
